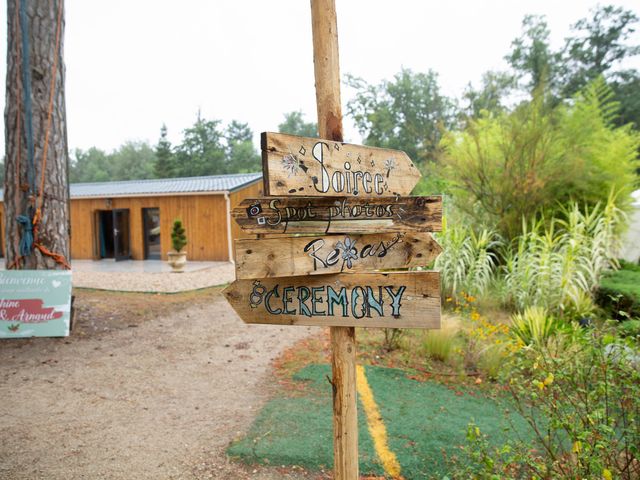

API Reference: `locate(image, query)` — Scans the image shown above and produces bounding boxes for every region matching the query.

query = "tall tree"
[154,124,174,178]
[224,120,260,173]
[4,0,70,269]
[69,147,111,183]
[173,112,226,177]
[506,15,562,95]
[346,69,456,164]
[562,5,639,96]
[562,5,640,129]
[278,111,318,137]
[462,70,516,119]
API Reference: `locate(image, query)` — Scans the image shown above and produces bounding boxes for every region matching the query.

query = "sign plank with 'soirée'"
[262,132,421,197]
[233,196,442,234]
[0,270,72,338]
[234,232,442,279]
[223,271,440,329]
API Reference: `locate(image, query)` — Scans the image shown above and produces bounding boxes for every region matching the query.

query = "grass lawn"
[228,363,533,479]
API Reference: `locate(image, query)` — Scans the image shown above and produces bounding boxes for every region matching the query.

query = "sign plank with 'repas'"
[232,195,442,235]
[262,132,421,197]
[223,271,440,329]
[234,232,442,280]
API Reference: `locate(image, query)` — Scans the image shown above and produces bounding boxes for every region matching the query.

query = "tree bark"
[4,0,70,269]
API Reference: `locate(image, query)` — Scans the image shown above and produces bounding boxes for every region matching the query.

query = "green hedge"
[597,261,640,319]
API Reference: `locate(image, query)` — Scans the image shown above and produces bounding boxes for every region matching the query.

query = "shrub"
[502,195,625,314]
[441,79,639,240]
[422,328,457,363]
[477,343,508,380]
[434,221,502,301]
[171,219,187,252]
[597,260,640,319]
[510,306,561,348]
[458,331,640,479]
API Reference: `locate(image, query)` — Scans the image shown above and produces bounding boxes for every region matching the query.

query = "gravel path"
[0,294,318,479]
[72,263,235,293]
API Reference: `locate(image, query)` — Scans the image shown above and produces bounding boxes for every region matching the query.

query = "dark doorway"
[113,209,130,261]
[142,208,161,260]
[97,209,130,261]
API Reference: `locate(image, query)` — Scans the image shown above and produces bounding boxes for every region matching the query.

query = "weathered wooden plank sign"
[223,271,440,329]
[232,195,442,234]
[234,232,442,279]
[262,132,421,197]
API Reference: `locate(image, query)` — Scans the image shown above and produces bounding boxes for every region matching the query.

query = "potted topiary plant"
[167,219,187,273]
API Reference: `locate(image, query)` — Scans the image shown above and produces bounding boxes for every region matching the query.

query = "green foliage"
[442,80,639,239]
[503,197,625,314]
[598,259,640,318]
[71,114,261,183]
[154,124,174,178]
[346,69,457,164]
[506,14,562,93]
[462,332,640,479]
[477,343,508,380]
[381,328,405,352]
[462,70,516,119]
[170,219,187,253]
[434,221,502,301]
[224,120,261,173]
[562,5,640,98]
[619,319,640,339]
[173,114,226,177]
[421,328,457,363]
[70,142,157,183]
[510,306,561,347]
[278,111,317,137]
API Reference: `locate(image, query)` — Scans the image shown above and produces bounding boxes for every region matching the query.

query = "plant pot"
[167,251,187,273]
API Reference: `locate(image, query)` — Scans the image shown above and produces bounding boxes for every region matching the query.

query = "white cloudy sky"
[1,0,639,154]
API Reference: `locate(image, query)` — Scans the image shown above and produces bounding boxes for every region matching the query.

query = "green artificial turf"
[227,364,533,479]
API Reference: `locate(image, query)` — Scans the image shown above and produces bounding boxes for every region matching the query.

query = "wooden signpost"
[234,232,442,279]
[224,271,440,328]
[232,195,442,234]
[223,1,443,478]
[262,132,421,197]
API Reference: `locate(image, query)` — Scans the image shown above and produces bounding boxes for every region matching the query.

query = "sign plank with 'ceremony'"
[232,196,442,235]
[234,232,442,280]
[262,132,421,197]
[222,271,440,329]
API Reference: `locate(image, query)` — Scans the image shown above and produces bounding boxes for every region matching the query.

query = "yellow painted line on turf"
[356,365,403,479]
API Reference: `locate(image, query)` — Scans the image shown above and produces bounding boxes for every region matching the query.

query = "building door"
[113,209,130,261]
[142,208,161,260]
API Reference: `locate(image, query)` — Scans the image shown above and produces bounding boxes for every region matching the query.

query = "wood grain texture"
[232,195,442,235]
[234,232,442,279]
[222,271,441,329]
[262,132,420,197]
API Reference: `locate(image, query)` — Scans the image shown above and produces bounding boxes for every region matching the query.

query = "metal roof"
[0,173,262,201]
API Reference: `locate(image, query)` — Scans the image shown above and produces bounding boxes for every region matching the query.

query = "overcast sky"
[1,0,639,155]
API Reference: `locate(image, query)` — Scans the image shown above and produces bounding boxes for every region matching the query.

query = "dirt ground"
[0,287,321,480]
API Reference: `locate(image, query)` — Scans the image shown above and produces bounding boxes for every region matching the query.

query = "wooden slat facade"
[0,179,262,262]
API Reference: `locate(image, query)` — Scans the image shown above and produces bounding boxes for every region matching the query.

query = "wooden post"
[310,1,359,478]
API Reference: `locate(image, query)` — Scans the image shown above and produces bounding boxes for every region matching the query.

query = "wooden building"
[0,173,262,262]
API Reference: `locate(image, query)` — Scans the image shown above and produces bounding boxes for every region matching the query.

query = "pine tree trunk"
[4,0,70,270]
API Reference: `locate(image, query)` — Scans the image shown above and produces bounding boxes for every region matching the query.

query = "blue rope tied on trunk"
[16,214,34,257]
